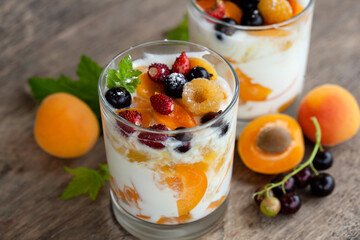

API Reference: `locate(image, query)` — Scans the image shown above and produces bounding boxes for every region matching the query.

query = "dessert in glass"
[98,40,239,240]
[188,0,314,132]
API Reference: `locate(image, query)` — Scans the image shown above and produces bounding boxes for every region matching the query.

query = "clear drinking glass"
[98,40,239,240]
[188,0,314,133]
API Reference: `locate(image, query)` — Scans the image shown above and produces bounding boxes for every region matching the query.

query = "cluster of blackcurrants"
[215,0,263,40]
[255,149,335,216]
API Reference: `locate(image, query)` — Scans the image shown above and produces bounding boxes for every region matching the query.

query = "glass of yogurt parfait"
[187,0,314,133]
[98,40,239,240]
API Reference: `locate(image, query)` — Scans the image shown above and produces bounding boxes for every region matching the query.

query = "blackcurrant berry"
[313,150,333,170]
[173,127,193,142]
[260,196,281,216]
[105,87,131,109]
[237,0,260,10]
[294,167,312,188]
[280,192,301,214]
[241,9,264,26]
[175,142,191,153]
[310,173,335,197]
[187,67,211,81]
[271,174,296,197]
[254,186,274,206]
[215,17,238,40]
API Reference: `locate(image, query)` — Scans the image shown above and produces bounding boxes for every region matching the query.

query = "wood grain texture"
[0,0,359,239]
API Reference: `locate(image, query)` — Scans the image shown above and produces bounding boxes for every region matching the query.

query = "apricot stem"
[252,117,321,199]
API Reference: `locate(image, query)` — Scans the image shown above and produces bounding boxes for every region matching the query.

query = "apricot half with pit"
[238,114,304,174]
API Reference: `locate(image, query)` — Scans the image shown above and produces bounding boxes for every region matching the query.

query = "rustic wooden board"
[0,0,359,239]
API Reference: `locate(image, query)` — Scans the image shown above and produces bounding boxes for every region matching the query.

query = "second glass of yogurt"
[99,40,239,240]
[188,0,314,132]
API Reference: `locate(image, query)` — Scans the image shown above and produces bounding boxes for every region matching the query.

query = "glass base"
[111,191,229,240]
[236,96,301,138]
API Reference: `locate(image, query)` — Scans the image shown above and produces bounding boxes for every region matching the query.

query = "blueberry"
[241,9,264,26]
[175,142,191,153]
[105,87,131,109]
[237,0,260,10]
[313,150,333,170]
[173,127,193,142]
[164,73,187,98]
[187,67,211,81]
[215,17,238,40]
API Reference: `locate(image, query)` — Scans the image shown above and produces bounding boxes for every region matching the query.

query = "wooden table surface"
[1,0,359,239]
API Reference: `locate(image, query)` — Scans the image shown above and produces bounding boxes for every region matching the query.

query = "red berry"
[138,124,169,149]
[147,63,170,84]
[150,93,174,115]
[117,110,142,135]
[171,52,190,76]
[205,0,225,20]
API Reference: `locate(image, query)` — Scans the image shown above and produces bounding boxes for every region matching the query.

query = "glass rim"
[98,40,240,135]
[189,0,315,31]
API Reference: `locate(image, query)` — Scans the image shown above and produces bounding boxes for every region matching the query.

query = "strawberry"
[171,52,190,76]
[117,110,142,136]
[205,0,225,20]
[138,124,169,149]
[147,63,170,84]
[150,93,174,115]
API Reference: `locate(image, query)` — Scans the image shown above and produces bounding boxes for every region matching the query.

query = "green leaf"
[106,55,142,93]
[61,164,109,201]
[28,55,103,124]
[166,14,189,41]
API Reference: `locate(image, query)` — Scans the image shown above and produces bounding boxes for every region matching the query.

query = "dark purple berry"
[280,192,301,214]
[175,142,191,153]
[187,67,211,81]
[164,73,187,98]
[254,186,274,206]
[271,174,296,197]
[310,173,335,197]
[105,87,131,109]
[294,167,312,188]
[173,127,193,142]
[220,123,229,136]
[215,17,238,40]
[201,111,223,126]
[241,9,264,26]
[313,150,333,170]
[236,0,260,10]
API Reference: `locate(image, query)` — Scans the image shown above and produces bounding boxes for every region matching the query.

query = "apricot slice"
[288,0,304,16]
[136,72,164,99]
[235,68,272,102]
[297,84,360,146]
[153,101,197,129]
[167,164,207,216]
[189,58,218,80]
[238,114,304,174]
[34,93,99,158]
[224,1,243,24]
[196,0,215,10]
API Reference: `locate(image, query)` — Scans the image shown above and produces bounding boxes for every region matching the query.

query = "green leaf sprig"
[106,55,142,93]
[28,55,103,124]
[61,164,109,201]
[253,117,321,199]
[166,14,189,41]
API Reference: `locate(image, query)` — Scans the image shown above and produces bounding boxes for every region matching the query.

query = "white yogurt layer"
[188,0,313,120]
[101,52,237,224]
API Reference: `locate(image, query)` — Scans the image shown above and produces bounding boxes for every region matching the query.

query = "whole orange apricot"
[297,84,360,146]
[34,93,99,158]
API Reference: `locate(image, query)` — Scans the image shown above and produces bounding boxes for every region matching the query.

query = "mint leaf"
[61,164,109,201]
[28,55,103,124]
[106,55,142,93]
[166,14,188,41]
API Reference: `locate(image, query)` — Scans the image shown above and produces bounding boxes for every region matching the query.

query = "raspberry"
[258,0,293,24]
[171,52,190,76]
[182,78,223,115]
[117,110,142,136]
[150,93,174,115]
[164,73,187,98]
[138,124,169,149]
[147,63,170,84]
[205,0,225,20]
